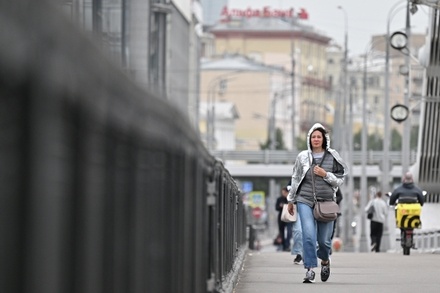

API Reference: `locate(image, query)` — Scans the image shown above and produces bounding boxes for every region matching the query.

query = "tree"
[297,136,307,151]
[260,128,287,150]
[390,128,402,151]
[338,126,416,152]
[352,129,383,151]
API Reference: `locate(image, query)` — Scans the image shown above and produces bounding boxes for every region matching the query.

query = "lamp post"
[291,44,297,154]
[359,47,370,253]
[384,0,406,194]
[382,0,407,253]
[387,2,412,174]
[359,39,388,252]
[206,70,243,151]
[207,80,222,151]
[332,6,346,151]
[269,92,289,150]
[333,73,342,151]
[269,93,278,150]
[207,78,227,151]
[337,5,354,252]
[337,6,349,129]
[402,0,412,175]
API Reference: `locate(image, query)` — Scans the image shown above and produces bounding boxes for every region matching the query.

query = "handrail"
[1,3,248,292]
[212,150,417,165]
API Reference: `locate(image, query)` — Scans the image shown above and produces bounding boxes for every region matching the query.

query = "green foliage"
[353,130,383,151]
[352,127,418,152]
[260,128,287,150]
[296,136,307,150]
[261,125,419,152]
[390,128,402,151]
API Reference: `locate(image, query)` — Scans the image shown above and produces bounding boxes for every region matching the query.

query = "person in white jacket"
[365,191,388,252]
[287,123,347,283]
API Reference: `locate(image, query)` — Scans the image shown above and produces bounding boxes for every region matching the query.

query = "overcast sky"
[229,0,431,55]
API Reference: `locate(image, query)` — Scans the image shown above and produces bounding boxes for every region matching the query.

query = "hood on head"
[307,123,331,151]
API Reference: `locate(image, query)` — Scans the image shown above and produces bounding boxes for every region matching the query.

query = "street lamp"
[331,6,348,152]
[207,79,225,151]
[390,104,410,122]
[384,0,408,191]
[387,1,412,176]
[253,91,286,151]
[290,43,298,154]
[382,0,407,253]
[359,39,390,252]
[269,93,278,150]
[390,31,408,49]
[359,43,371,253]
[337,6,349,130]
[402,1,412,177]
[410,0,440,10]
[269,92,288,150]
[205,70,243,151]
[337,5,355,252]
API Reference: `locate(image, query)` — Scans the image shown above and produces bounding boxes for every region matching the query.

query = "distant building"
[201,5,332,148]
[200,54,290,151]
[348,33,427,139]
[199,101,239,150]
[61,0,203,129]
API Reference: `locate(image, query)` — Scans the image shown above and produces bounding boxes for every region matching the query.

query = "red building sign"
[221,6,309,20]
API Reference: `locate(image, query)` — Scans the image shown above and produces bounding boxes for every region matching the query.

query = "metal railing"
[414,229,440,253]
[212,150,418,165]
[0,2,247,292]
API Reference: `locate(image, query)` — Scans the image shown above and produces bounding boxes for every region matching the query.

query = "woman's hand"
[287,203,295,215]
[313,165,327,178]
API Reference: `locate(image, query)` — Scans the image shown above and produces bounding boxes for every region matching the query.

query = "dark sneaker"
[293,254,303,265]
[320,261,330,282]
[303,269,315,283]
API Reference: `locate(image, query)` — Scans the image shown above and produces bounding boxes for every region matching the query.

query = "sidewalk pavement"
[233,243,440,293]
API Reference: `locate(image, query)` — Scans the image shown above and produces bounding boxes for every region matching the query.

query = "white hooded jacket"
[287,123,348,204]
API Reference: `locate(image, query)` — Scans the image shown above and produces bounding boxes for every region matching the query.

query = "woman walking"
[287,123,347,283]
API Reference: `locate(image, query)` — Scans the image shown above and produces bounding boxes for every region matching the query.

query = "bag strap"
[311,168,317,203]
[311,151,328,203]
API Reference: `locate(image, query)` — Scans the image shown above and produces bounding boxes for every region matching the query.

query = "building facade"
[61,0,202,129]
[345,34,426,139]
[202,5,332,150]
[199,54,290,151]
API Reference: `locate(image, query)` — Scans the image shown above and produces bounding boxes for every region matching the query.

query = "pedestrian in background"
[286,182,303,265]
[287,123,347,283]
[331,188,343,241]
[365,191,388,252]
[275,187,291,251]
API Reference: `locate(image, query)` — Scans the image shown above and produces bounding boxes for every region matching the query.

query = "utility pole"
[269,93,277,150]
[291,46,297,154]
[338,5,354,252]
[359,50,369,253]
[402,0,411,175]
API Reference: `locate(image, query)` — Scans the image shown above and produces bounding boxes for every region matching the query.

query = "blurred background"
[2,1,440,291]
[17,0,440,251]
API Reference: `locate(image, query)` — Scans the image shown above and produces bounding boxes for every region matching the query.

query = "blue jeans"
[297,202,334,269]
[285,222,293,250]
[290,212,303,255]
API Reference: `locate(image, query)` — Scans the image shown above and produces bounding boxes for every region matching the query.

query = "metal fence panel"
[0,1,248,292]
